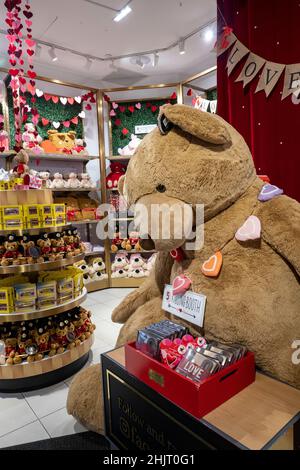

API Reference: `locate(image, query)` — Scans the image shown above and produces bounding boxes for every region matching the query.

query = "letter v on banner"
[226,41,249,76]
[255,61,285,97]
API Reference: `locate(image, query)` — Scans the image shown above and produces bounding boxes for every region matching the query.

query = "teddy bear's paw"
[67,363,105,434]
[111,290,142,324]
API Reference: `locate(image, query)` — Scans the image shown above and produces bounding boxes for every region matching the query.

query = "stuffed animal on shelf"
[118,134,142,156]
[72,139,89,156]
[111,253,129,271]
[111,232,123,252]
[92,257,106,272]
[121,231,142,251]
[128,253,145,272]
[41,130,76,154]
[66,173,81,189]
[50,173,66,189]
[67,103,300,435]
[1,234,22,266]
[106,162,126,189]
[80,173,96,189]
[39,171,52,188]
[22,123,44,154]
[128,267,147,278]
[111,268,127,278]
[12,149,30,179]
[91,271,108,281]
[37,233,55,262]
[0,129,9,152]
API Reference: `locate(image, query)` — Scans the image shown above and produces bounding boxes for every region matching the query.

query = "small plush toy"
[128,267,147,278]
[66,173,81,189]
[50,173,66,189]
[41,130,76,154]
[91,271,108,281]
[128,253,145,272]
[106,162,126,189]
[0,129,9,152]
[72,139,89,156]
[111,268,127,278]
[12,149,30,179]
[80,173,96,189]
[118,134,141,156]
[92,257,106,272]
[22,123,44,154]
[112,253,129,271]
[18,234,35,264]
[49,232,65,259]
[111,232,123,252]
[37,233,55,262]
[1,234,22,266]
[39,171,52,188]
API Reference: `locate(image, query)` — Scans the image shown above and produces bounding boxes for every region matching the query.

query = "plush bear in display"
[22,123,44,154]
[41,130,76,154]
[80,173,96,189]
[66,173,81,189]
[39,171,52,188]
[50,173,65,189]
[106,162,126,189]
[118,134,142,156]
[67,104,300,434]
[72,139,89,156]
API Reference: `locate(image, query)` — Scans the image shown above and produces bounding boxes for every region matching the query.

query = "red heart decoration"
[146,102,151,108]
[30,79,35,86]
[0,147,5,153]
[90,96,96,103]
[151,105,157,113]
[29,64,33,69]
[23,10,33,19]
[20,59,24,65]
[27,49,34,56]
[25,38,35,48]
[12,91,18,98]
[67,97,74,105]
[85,104,92,111]
[187,88,192,96]
[122,128,129,136]
[63,121,70,128]
[25,20,32,27]
[19,76,26,85]
[41,118,49,126]
[22,114,28,123]
[9,69,19,76]
[71,117,78,125]
[119,106,126,113]
[28,70,36,79]
[13,107,20,115]
[5,19,13,27]
[115,119,121,126]
[52,96,59,104]
[31,97,36,103]
[44,94,51,101]
[128,106,134,113]
[9,60,16,67]
[170,92,177,100]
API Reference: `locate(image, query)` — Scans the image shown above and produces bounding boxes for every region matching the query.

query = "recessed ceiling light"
[49,46,58,62]
[204,29,214,42]
[178,39,186,55]
[114,5,132,22]
[130,55,151,68]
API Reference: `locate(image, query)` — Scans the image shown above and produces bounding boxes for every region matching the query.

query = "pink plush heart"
[172,275,192,296]
[110,109,116,117]
[235,215,261,242]
[112,102,118,110]
[135,102,141,109]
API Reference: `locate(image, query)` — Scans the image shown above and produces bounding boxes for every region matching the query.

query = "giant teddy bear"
[67,104,300,433]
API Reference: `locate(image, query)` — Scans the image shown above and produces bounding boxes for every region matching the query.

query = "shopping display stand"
[0,188,94,393]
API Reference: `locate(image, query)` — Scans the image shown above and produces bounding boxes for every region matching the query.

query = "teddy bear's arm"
[257,195,300,276]
[111,252,173,324]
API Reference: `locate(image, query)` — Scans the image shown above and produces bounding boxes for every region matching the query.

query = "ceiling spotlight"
[114,5,132,22]
[178,39,186,55]
[153,51,159,67]
[86,57,93,70]
[204,28,214,42]
[49,46,58,62]
[35,44,42,58]
[131,55,151,69]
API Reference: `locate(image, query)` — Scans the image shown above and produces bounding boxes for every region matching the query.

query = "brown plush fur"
[67,104,300,433]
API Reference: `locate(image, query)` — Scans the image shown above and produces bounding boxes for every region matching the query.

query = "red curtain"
[217,0,300,201]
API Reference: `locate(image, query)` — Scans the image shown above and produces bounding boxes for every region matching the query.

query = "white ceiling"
[0,0,217,89]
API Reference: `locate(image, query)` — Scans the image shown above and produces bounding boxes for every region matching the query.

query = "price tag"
[162,284,206,327]
[135,124,157,135]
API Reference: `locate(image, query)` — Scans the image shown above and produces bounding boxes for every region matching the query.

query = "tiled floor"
[0,288,134,448]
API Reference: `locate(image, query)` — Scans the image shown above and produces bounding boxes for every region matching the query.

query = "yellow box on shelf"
[2,205,23,219]
[14,283,37,302]
[39,204,52,218]
[23,204,40,218]
[0,287,14,314]
[3,219,24,230]
[25,217,42,229]
[52,204,66,217]
[37,280,57,300]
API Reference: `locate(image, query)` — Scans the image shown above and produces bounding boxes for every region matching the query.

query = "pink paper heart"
[52,96,59,104]
[112,102,118,110]
[10,79,19,90]
[20,84,27,93]
[135,102,141,110]
[25,38,35,48]
[32,115,39,125]
[67,97,74,105]
[63,121,70,128]
[27,83,35,96]
[172,275,192,296]
[235,215,261,242]
[6,34,17,43]
[110,109,116,117]
[25,20,32,27]
[15,134,22,143]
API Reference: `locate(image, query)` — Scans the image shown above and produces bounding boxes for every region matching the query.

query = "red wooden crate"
[125,341,256,419]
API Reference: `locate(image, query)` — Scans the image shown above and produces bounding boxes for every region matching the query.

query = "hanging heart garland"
[23,1,38,121]
[39,111,86,128]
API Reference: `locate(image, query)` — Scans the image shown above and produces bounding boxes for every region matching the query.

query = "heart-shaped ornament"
[85,104,92,111]
[71,117,78,125]
[6,34,16,43]
[9,68,19,76]
[135,102,142,109]
[27,83,35,95]
[112,102,118,110]
[170,92,177,100]
[32,115,39,126]
[20,84,27,93]
[44,94,51,101]
[172,275,192,296]
[151,105,157,113]
[10,79,19,91]
[235,215,261,242]
[41,118,49,126]
[258,184,283,202]
[25,19,32,27]
[36,88,43,98]
[75,96,82,104]
[122,128,129,136]
[119,106,126,113]
[187,88,192,96]
[25,38,35,48]
[60,97,67,105]
[63,121,70,128]
[53,121,60,129]
[128,106,135,113]
[201,251,223,278]
[27,70,36,79]
[67,97,74,105]
[110,109,116,117]
[115,119,121,126]
[52,96,59,104]
[27,49,34,56]
[79,111,85,119]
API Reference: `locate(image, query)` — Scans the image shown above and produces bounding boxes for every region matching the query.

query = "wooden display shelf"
[0,189,53,206]
[111,250,156,255]
[0,335,94,381]
[84,251,105,256]
[0,252,84,275]
[5,153,98,162]
[71,219,100,225]
[52,188,99,192]
[106,155,131,161]
[110,277,146,288]
[86,278,109,293]
[0,224,69,236]
[0,288,87,323]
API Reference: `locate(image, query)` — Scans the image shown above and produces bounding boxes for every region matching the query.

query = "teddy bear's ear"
[48,130,58,136]
[68,131,76,140]
[159,104,232,145]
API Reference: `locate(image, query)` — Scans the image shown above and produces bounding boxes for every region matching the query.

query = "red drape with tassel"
[217,0,300,201]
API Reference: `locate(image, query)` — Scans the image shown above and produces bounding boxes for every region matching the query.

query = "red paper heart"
[52,96,59,104]
[119,106,126,113]
[122,128,129,136]
[128,106,134,113]
[25,38,35,48]
[115,119,121,126]
[63,121,70,128]
[187,88,192,96]
[9,60,16,67]
[41,118,49,126]
[31,97,36,103]
[146,102,151,108]
[30,80,35,86]
[23,10,33,19]
[85,104,92,111]
[44,94,51,101]
[27,70,36,79]
[71,117,78,125]
[27,49,34,56]
[170,92,177,100]
[0,147,5,153]
[5,19,13,27]
[19,76,26,85]
[22,114,28,123]
[25,19,32,27]
[151,105,157,112]
[9,68,19,76]
[90,96,96,103]
[20,59,24,65]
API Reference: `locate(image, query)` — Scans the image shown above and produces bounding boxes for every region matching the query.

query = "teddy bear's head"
[110,162,125,173]
[119,104,257,251]
[48,130,76,150]
[24,123,36,133]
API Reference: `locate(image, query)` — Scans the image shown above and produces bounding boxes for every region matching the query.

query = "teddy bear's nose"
[139,234,155,251]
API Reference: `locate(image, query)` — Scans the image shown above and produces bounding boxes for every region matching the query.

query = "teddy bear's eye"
[156,184,166,193]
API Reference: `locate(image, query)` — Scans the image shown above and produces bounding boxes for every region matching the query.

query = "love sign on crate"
[162,284,206,327]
